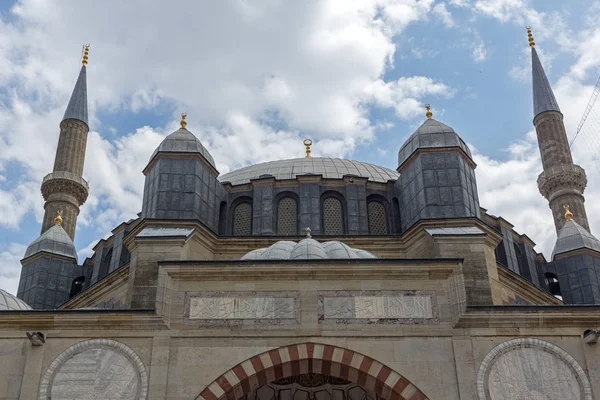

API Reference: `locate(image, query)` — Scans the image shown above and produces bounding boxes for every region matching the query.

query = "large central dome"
[219,157,398,186]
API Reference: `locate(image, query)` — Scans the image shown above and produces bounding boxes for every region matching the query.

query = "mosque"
[0,29,600,399]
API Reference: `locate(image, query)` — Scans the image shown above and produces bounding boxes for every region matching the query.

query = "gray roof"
[552,220,600,259]
[63,65,88,125]
[532,47,560,117]
[219,157,398,186]
[150,128,216,168]
[425,226,484,236]
[23,224,78,262]
[397,118,472,168]
[241,239,377,260]
[0,289,31,311]
[137,227,194,238]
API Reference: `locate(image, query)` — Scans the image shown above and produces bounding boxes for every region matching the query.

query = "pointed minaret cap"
[62,45,89,126]
[529,28,561,118]
[23,211,78,262]
[552,205,600,259]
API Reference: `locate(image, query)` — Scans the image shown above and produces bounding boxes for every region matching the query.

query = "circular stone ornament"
[39,338,148,400]
[477,338,592,400]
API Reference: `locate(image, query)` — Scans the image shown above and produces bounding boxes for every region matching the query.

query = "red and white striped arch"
[196,343,428,400]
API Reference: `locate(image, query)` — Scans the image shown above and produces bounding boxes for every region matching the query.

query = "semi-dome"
[150,127,216,169]
[398,118,472,168]
[219,157,398,186]
[23,224,78,262]
[0,289,32,311]
[552,219,600,259]
[241,238,377,260]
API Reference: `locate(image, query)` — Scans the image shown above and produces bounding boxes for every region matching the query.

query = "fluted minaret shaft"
[529,33,589,233]
[40,47,90,240]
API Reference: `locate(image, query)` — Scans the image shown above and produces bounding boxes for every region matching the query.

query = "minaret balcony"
[537,163,587,200]
[41,171,89,205]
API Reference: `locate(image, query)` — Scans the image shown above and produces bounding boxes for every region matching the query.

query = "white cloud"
[471,40,487,62]
[433,3,455,28]
[0,243,26,295]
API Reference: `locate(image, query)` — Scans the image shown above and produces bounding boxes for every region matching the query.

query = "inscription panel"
[318,290,437,324]
[185,291,299,325]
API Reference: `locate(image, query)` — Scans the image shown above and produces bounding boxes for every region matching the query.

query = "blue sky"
[2,0,600,295]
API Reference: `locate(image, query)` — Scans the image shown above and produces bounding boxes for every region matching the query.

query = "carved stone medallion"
[477,338,592,400]
[39,339,148,400]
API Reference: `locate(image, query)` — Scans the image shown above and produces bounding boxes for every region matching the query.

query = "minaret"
[40,45,90,240]
[528,28,590,233]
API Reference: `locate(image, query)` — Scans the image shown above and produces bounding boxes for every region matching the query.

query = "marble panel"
[39,339,148,400]
[185,291,299,325]
[477,338,593,400]
[318,290,437,324]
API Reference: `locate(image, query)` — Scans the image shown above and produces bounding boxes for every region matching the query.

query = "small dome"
[23,224,78,262]
[0,289,32,311]
[552,220,600,259]
[397,118,472,168]
[241,239,377,260]
[219,157,398,186]
[150,128,216,169]
[290,238,328,259]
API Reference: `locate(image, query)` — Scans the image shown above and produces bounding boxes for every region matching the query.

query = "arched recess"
[195,343,429,400]
[38,338,148,400]
[321,191,346,235]
[275,191,300,236]
[231,197,253,236]
[366,194,390,235]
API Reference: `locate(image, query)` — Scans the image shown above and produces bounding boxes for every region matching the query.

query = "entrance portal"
[240,374,382,400]
[196,343,428,400]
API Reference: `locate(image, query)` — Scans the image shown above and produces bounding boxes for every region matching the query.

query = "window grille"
[233,202,252,236]
[323,197,344,235]
[368,201,388,235]
[277,197,297,235]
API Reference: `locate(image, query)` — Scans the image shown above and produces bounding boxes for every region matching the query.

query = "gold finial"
[564,204,573,221]
[425,104,433,119]
[180,112,187,129]
[55,210,63,226]
[526,26,535,48]
[304,139,313,158]
[82,44,90,66]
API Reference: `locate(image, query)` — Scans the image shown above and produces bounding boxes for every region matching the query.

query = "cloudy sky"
[2,0,600,295]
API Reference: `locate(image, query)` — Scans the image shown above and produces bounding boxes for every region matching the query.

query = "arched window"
[98,248,113,281]
[368,201,388,235]
[392,197,401,233]
[544,272,562,297]
[69,276,85,298]
[218,201,227,235]
[323,197,344,235]
[233,202,252,236]
[277,197,297,235]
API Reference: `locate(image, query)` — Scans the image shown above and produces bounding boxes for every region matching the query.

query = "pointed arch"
[196,343,428,400]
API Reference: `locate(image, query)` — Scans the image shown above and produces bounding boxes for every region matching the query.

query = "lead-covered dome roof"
[398,118,472,168]
[0,289,32,311]
[241,238,377,260]
[150,128,216,168]
[219,157,398,186]
[23,224,78,262]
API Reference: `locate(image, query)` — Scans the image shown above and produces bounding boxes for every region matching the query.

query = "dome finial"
[82,44,90,66]
[425,104,433,119]
[526,26,535,48]
[55,210,63,225]
[304,139,312,158]
[305,227,312,238]
[564,204,573,221]
[180,112,187,129]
